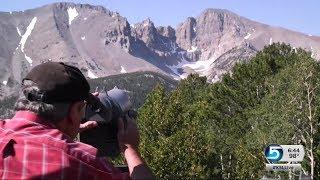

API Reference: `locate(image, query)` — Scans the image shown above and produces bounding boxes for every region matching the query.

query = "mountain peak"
[199,8,244,21]
[141,18,155,28]
[50,2,110,14]
[202,8,234,15]
[157,26,176,40]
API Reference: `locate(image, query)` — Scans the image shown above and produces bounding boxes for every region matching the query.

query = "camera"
[80,87,137,157]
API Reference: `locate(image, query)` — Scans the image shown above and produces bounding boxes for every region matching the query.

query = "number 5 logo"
[265,144,283,163]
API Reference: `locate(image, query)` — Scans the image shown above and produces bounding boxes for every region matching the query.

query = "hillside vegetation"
[138,43,320,179]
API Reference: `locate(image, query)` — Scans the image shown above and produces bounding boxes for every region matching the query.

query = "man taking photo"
[0,62,154,179]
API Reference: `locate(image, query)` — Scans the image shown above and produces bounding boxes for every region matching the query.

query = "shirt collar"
[14,110,45,122]
[13,110,57,129]
[13,110,73,140]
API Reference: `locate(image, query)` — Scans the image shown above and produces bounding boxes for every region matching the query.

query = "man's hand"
[117,115,155,179]
[79,121,98,132]
[79,92,99,132]
[117,115,140,152]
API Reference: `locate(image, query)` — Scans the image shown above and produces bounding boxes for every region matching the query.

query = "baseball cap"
[23,62,90,103]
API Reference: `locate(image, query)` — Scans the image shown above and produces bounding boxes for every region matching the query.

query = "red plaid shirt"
[0,111,129,180]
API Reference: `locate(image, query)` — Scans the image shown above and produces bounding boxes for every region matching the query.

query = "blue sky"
[1,0,319,36]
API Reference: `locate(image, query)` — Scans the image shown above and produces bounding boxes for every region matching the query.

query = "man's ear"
[70,101,83,113]
[67,101,82,122]
[55,102,82,137]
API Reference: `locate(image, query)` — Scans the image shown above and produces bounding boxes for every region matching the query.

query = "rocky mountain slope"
[0,2,319,98]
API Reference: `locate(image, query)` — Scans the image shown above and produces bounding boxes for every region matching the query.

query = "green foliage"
[138,43,320,179]
[234,44,320,179]
[138,75,221,179]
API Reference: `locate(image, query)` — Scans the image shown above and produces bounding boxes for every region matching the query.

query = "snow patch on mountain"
[81,35,85,40]
[143,21,150,27]
[2,81,7,85]
[24,55,33,65]
[120,66,126,73]
[211,75,219,83]
[16,27,21,36]
[166,61,187,79]
[183,56,217,75]
[167,53,219,79]
[170,42,178,53]
[87,70,98,79]
[244,33,251,39]
[311,46,315,58]
[19,17,37,64]
[83,17,87,20]
[187,46,198,53]
[67,7,78,25]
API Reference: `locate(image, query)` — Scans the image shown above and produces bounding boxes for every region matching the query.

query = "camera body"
[80,88,136,157]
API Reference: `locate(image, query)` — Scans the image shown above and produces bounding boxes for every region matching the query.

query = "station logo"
[264,144,304,171]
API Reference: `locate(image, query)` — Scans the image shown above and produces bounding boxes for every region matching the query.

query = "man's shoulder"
[36,134,100,162]
[30,136,119,174]
[64,140,120,174]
